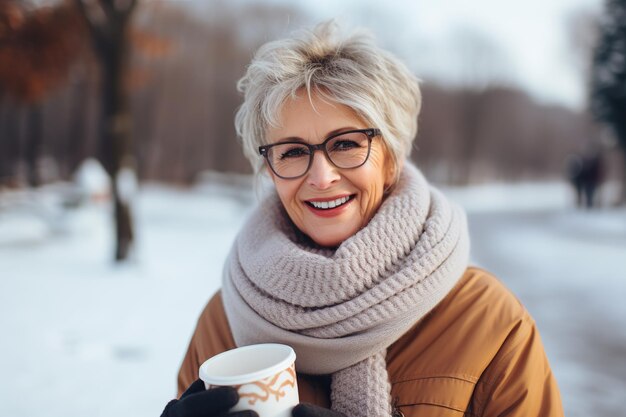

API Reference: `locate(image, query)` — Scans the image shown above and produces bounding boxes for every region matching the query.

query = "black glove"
[292,403,347,417]
[161,379,258,417]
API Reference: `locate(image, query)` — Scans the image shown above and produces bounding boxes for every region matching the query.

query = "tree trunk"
[456,90,481,185]
[620,147,626,206]
[25,102,44,187]
[614,121,626,206]
[65,77,88,177]
[74,0,138,261]
[0,97,14,184]
[112,170,134,261]
[100,41,135,261]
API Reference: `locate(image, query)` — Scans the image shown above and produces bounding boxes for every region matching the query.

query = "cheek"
[276,185,295,205]
[359,178,385,214]
[356,174,387,218]
[367,149,390,190]
[270,170,296,200]
[274,179,304,215]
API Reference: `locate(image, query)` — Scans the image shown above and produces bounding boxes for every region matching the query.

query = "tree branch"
[73,0,106,50]
[127,0,138,13]
[97,0,116,22]
[116,0,138,24]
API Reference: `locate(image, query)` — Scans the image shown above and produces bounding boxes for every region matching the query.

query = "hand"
[161,379,258,417]
[292,403,347,417]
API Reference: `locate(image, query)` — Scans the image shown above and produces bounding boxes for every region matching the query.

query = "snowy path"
[467,208,626,417]
[0,183,624,417]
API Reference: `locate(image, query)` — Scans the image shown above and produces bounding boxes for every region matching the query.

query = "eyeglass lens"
[266,131,371,178]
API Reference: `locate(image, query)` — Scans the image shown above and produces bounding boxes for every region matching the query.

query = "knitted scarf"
[222,163,470,417]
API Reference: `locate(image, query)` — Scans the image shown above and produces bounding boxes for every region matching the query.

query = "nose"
[306,150,340,189]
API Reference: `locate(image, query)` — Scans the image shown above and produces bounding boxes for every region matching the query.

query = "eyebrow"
[271,126,360,144]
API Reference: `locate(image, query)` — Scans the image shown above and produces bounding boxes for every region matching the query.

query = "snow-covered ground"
[0,176,625,417]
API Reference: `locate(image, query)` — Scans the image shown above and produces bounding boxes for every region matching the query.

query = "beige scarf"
[222,163,470,417]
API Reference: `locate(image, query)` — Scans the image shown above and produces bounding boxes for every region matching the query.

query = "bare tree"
[0,0,85,186]
[447,27,514,184]
[74,0,138,260]
[415,82,598,183]
[3,2,599,192]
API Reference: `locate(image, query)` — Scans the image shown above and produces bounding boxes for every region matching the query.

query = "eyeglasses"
[258,128,382,179]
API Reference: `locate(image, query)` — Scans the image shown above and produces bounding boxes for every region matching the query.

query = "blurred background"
[1,0,625,416]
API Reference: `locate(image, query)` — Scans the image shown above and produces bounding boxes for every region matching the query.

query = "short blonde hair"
[235,21,422,183]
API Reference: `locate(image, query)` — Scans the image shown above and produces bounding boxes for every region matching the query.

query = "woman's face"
[266,90,395,247]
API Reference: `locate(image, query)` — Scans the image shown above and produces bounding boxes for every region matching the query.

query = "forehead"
[267,90,366,143]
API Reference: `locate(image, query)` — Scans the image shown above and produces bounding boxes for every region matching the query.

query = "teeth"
[310,196,350,210]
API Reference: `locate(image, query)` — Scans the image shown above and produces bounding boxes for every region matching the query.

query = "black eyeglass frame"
[258,128,382,179]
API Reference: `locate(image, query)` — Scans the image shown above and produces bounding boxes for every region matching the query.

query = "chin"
[310,235,342,248]
[307,226,356,248]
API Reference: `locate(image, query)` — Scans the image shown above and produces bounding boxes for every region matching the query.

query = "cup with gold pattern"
[199,344,299,417]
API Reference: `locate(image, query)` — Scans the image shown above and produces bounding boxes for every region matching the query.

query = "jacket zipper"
[392,396,405,417]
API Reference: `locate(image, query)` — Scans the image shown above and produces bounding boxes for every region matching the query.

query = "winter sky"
[213,0,604,110]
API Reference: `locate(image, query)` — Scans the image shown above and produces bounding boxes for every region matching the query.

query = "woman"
[161,22,563,417]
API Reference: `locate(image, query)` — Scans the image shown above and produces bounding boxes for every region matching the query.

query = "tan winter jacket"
[177,267,564,416]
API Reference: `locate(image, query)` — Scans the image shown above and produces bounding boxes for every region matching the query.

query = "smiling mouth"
[305,195,355,210]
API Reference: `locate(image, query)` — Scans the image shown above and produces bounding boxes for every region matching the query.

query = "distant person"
[567,151,604,209]
[160,22,564,417]
[566,153,585,207]
[580,151,604,209]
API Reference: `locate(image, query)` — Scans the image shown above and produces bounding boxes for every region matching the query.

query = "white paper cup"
[199,344,298,417]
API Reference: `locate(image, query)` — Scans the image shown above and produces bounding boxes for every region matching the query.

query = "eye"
[330,139,361,151]
[279,145,308,159]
